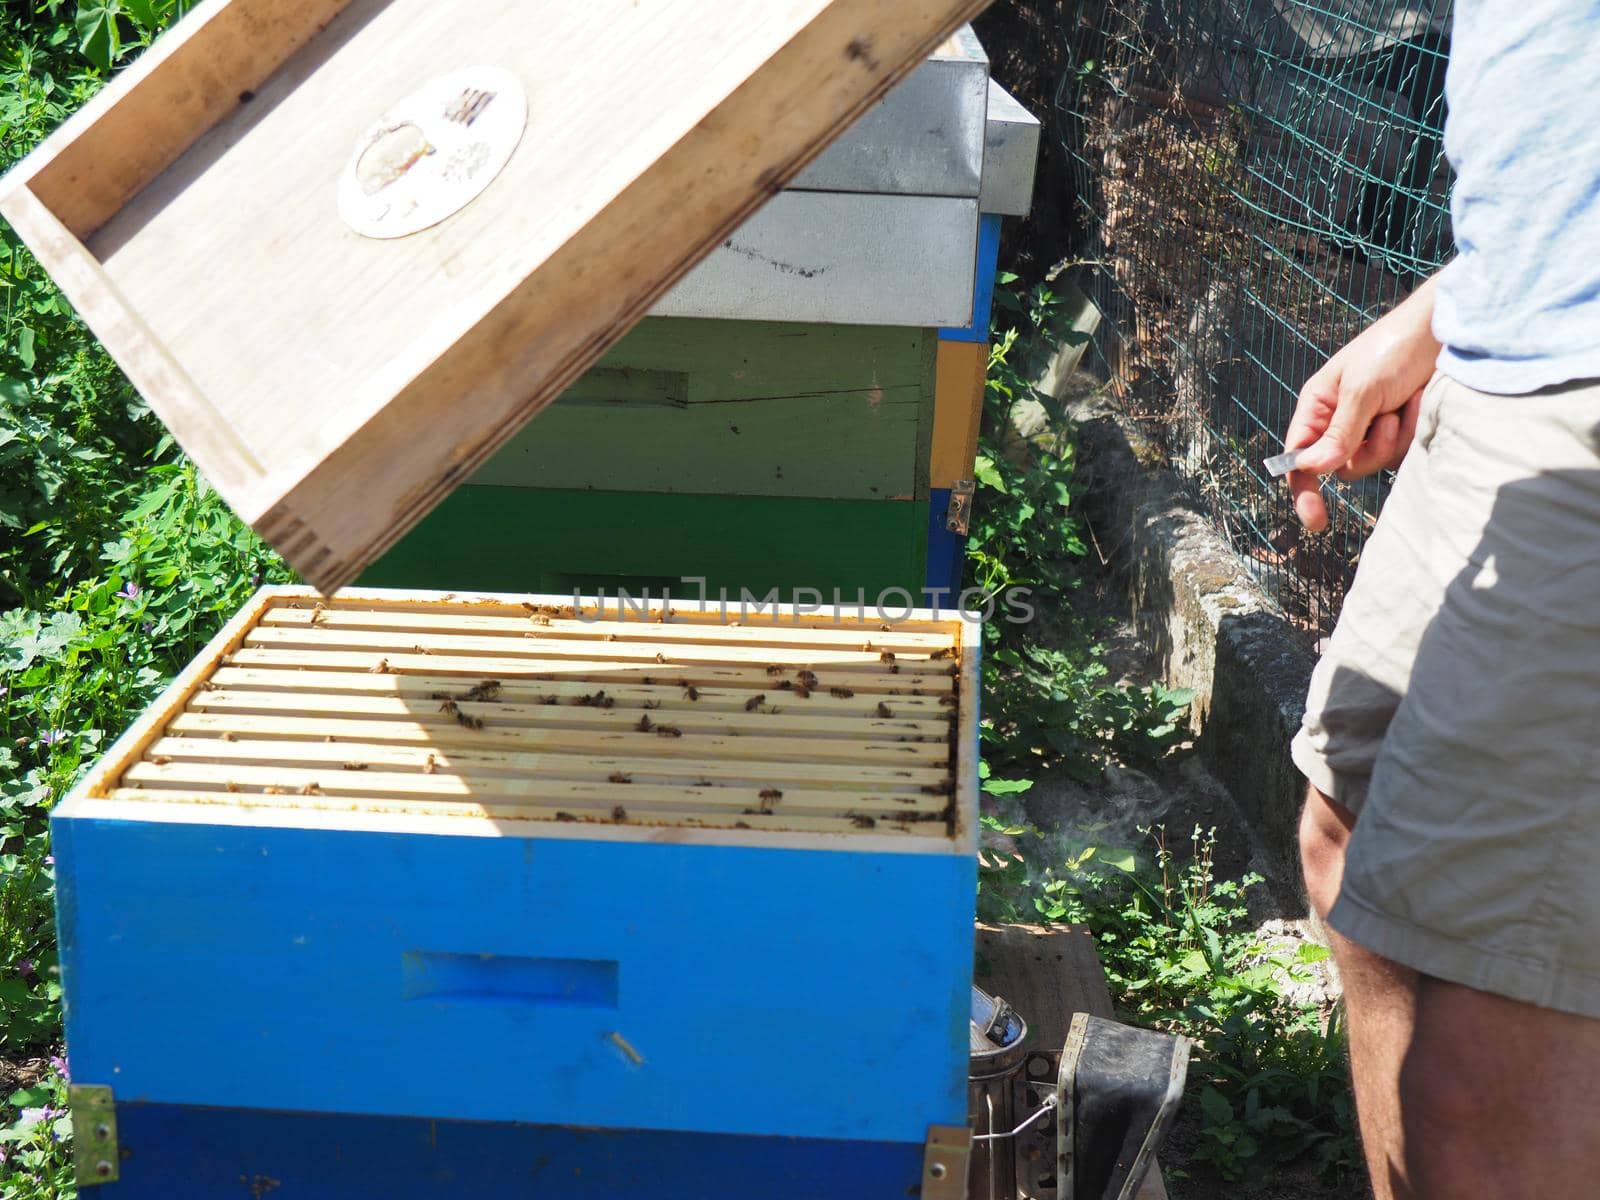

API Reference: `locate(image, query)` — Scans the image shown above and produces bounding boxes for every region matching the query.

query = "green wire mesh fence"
[1055,0,1451,640]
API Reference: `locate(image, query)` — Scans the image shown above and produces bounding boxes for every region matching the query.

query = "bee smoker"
[969,985,1032,1197]
[968,986,1190,1200]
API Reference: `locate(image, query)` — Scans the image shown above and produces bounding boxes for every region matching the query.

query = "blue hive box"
[54,586,979,1197]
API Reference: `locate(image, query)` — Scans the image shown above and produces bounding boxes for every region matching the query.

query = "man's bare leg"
[1402,978,1600,1195]
[1300,786,1419,1200]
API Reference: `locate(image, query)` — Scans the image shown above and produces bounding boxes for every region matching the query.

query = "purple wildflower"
[49,1055,68,1082]
[38,729,67,747]
[19,1106,61,1126]
[117,581,140,600]
[16,959,32,976]
[43,855,53,866]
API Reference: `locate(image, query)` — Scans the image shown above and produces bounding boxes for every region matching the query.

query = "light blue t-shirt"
[1433,2,1600,394]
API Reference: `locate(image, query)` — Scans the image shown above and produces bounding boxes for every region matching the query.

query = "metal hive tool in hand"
[1056,0,1453,639]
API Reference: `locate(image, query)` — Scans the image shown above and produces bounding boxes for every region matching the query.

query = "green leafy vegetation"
[977,817,1360,1185]
[970,282,1361,1188]
[0,5,290,1192]
[0,1064,69,1197]
[970,276,1194,783]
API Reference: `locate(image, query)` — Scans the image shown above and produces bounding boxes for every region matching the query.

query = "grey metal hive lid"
[791,24,988,200]
[649,30,1042,328]
[980,78,1042,217]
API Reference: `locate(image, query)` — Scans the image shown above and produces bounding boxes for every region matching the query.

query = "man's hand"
[1285,275,1441,531]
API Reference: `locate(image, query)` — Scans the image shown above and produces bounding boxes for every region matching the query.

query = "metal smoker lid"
[970,984,1028,1061]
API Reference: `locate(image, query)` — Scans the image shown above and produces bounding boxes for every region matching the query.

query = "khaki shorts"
[1292,371,1600,1018]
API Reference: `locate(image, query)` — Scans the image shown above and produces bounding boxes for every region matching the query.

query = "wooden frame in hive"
[63,586,978,849]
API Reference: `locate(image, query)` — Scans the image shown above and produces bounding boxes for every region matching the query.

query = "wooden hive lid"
[0,0,990,594]
[63,588,978,854]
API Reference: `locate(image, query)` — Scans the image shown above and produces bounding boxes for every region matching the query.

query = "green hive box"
[363,29,1039,606]
[363,318,938,600]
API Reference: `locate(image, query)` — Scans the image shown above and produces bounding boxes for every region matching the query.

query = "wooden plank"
[0,0,352,237]
[290,591,962,635]
[122,760,942,817]
[207,666,952,715]
[261,600,958,650]
[974,924,1170,1200]
[930,338,987,488]
[358,487,932,600]
[104,788,949,837]
[239,624,955,676]
[3,0,990,592]
[184,689,952,741]
[974,923,1116,1039]
[207,667,954,716]
[146,736,952,790]
[953,613,980,852]
[164,711,951,768]
[470,321,932,500]
[0,188,267,497]
[224,648,958,698]
[70,792,966,856]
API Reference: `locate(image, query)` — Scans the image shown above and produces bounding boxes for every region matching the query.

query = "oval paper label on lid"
[338,66,528,239]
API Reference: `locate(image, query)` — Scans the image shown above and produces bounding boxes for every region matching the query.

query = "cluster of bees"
[261,643,959,825]
[432,679,503,730]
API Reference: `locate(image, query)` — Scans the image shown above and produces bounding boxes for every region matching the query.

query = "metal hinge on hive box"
[922,1124,972,1200]
[946,479,976,535]
[69,1084,119,1186]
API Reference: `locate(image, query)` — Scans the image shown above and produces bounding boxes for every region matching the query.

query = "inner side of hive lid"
[0,2,992,593]
[98,590,970,841]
